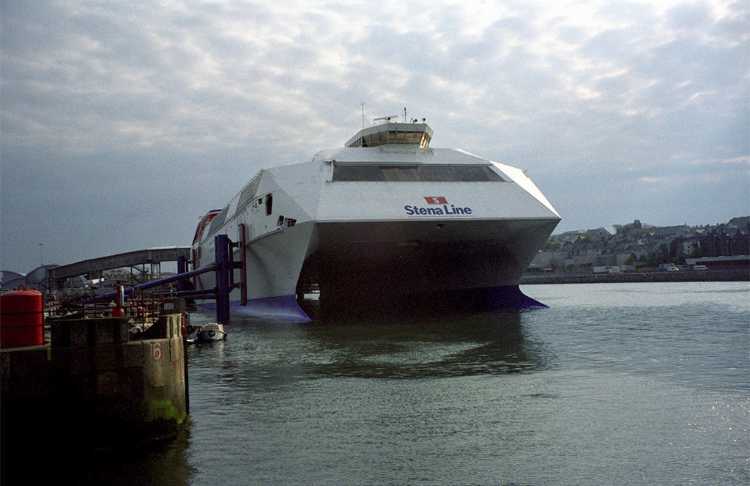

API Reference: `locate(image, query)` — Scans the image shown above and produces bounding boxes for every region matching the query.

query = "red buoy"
[0,290,44,348]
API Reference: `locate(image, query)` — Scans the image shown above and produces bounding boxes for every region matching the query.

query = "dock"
[0,234,247,483]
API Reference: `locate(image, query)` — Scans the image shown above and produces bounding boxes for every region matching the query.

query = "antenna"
[403,106,407,122]
[373,115,400,123]
[361,102,365,128]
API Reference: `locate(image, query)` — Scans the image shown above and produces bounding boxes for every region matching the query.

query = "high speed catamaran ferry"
[191,120,560,321]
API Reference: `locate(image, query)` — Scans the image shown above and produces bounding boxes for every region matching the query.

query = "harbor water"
[84,282,748,485]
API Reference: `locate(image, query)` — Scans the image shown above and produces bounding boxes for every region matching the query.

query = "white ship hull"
[191,122,561,321]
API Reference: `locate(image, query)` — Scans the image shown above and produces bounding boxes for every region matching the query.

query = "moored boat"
[185,322,226,343]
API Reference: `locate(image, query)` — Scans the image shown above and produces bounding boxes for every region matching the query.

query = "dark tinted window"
[382,166,418,181]
[334,165,385,181]
[207,206,228,235]
[239,174,261,209]
[333,164,503,182]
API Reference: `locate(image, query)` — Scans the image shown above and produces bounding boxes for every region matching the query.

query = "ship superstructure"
[191,122,561,320]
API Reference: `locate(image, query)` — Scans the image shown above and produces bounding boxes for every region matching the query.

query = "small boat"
[198,323,226,342]
[185,323,226,343]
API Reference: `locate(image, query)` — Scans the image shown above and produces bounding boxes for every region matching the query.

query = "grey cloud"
[2,0,748,271]
[667,2,713,30]
[581,28,645,62]
[556,25,588,44]
[595,0,658,23]
[636,38,747,88]
[712,2,750,39]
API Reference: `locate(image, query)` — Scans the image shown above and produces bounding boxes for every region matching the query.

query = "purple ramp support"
[201,295,311,323]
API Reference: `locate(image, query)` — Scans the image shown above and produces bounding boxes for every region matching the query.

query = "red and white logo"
[424,196,448,205]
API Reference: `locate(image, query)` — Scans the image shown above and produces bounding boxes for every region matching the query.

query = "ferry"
[191,120,561,321]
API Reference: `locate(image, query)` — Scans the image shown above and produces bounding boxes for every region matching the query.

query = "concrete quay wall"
[520,268,749,285]
[1,315,187,482]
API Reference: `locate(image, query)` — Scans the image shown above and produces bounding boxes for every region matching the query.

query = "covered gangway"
[48,246,191,289]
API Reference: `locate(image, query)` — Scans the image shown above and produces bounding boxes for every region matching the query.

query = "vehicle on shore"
[659,263,680,272]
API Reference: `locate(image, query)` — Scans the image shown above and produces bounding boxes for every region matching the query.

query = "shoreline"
[520,269,749,285]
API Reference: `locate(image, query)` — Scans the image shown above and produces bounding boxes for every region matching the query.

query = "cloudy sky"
[1,0,748,272]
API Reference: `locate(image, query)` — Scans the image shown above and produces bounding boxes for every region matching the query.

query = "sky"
[1,0,748,273]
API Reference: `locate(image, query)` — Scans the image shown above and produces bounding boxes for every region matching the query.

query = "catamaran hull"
[197,218,557,321]
[190,122,562,322]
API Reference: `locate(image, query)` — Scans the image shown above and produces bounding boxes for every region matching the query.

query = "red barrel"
[0,290,44,348]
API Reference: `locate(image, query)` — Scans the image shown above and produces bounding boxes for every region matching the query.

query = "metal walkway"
[85,234,243,325]
[49,246,191,288]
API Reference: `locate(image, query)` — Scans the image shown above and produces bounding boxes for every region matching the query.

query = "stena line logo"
[404,196,473,216]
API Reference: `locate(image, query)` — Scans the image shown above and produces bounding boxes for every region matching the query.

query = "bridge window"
[239,173,262,209]
[332,164,504,182]
[207,206,229,236]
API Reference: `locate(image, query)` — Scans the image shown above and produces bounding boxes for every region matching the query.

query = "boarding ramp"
[85,234,244,325]
[49,247,191,289]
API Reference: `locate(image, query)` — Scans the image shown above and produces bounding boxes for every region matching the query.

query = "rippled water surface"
[90,282,749,485]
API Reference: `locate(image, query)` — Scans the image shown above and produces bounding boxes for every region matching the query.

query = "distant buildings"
[0,265,58,291]
[529,216,750,274]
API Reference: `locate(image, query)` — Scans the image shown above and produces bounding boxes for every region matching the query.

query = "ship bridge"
[345,122,432,149]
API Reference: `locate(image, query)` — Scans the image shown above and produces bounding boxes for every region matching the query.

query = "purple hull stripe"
[408,285,547,311]
[485,285,547,309]
[197,286,543,321]
[199,295,311,322]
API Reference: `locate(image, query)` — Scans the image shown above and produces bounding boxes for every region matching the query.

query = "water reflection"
[185,308,552,390]
[304,310,550,378]
[75,284,748,485]
[83,428,194,486]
